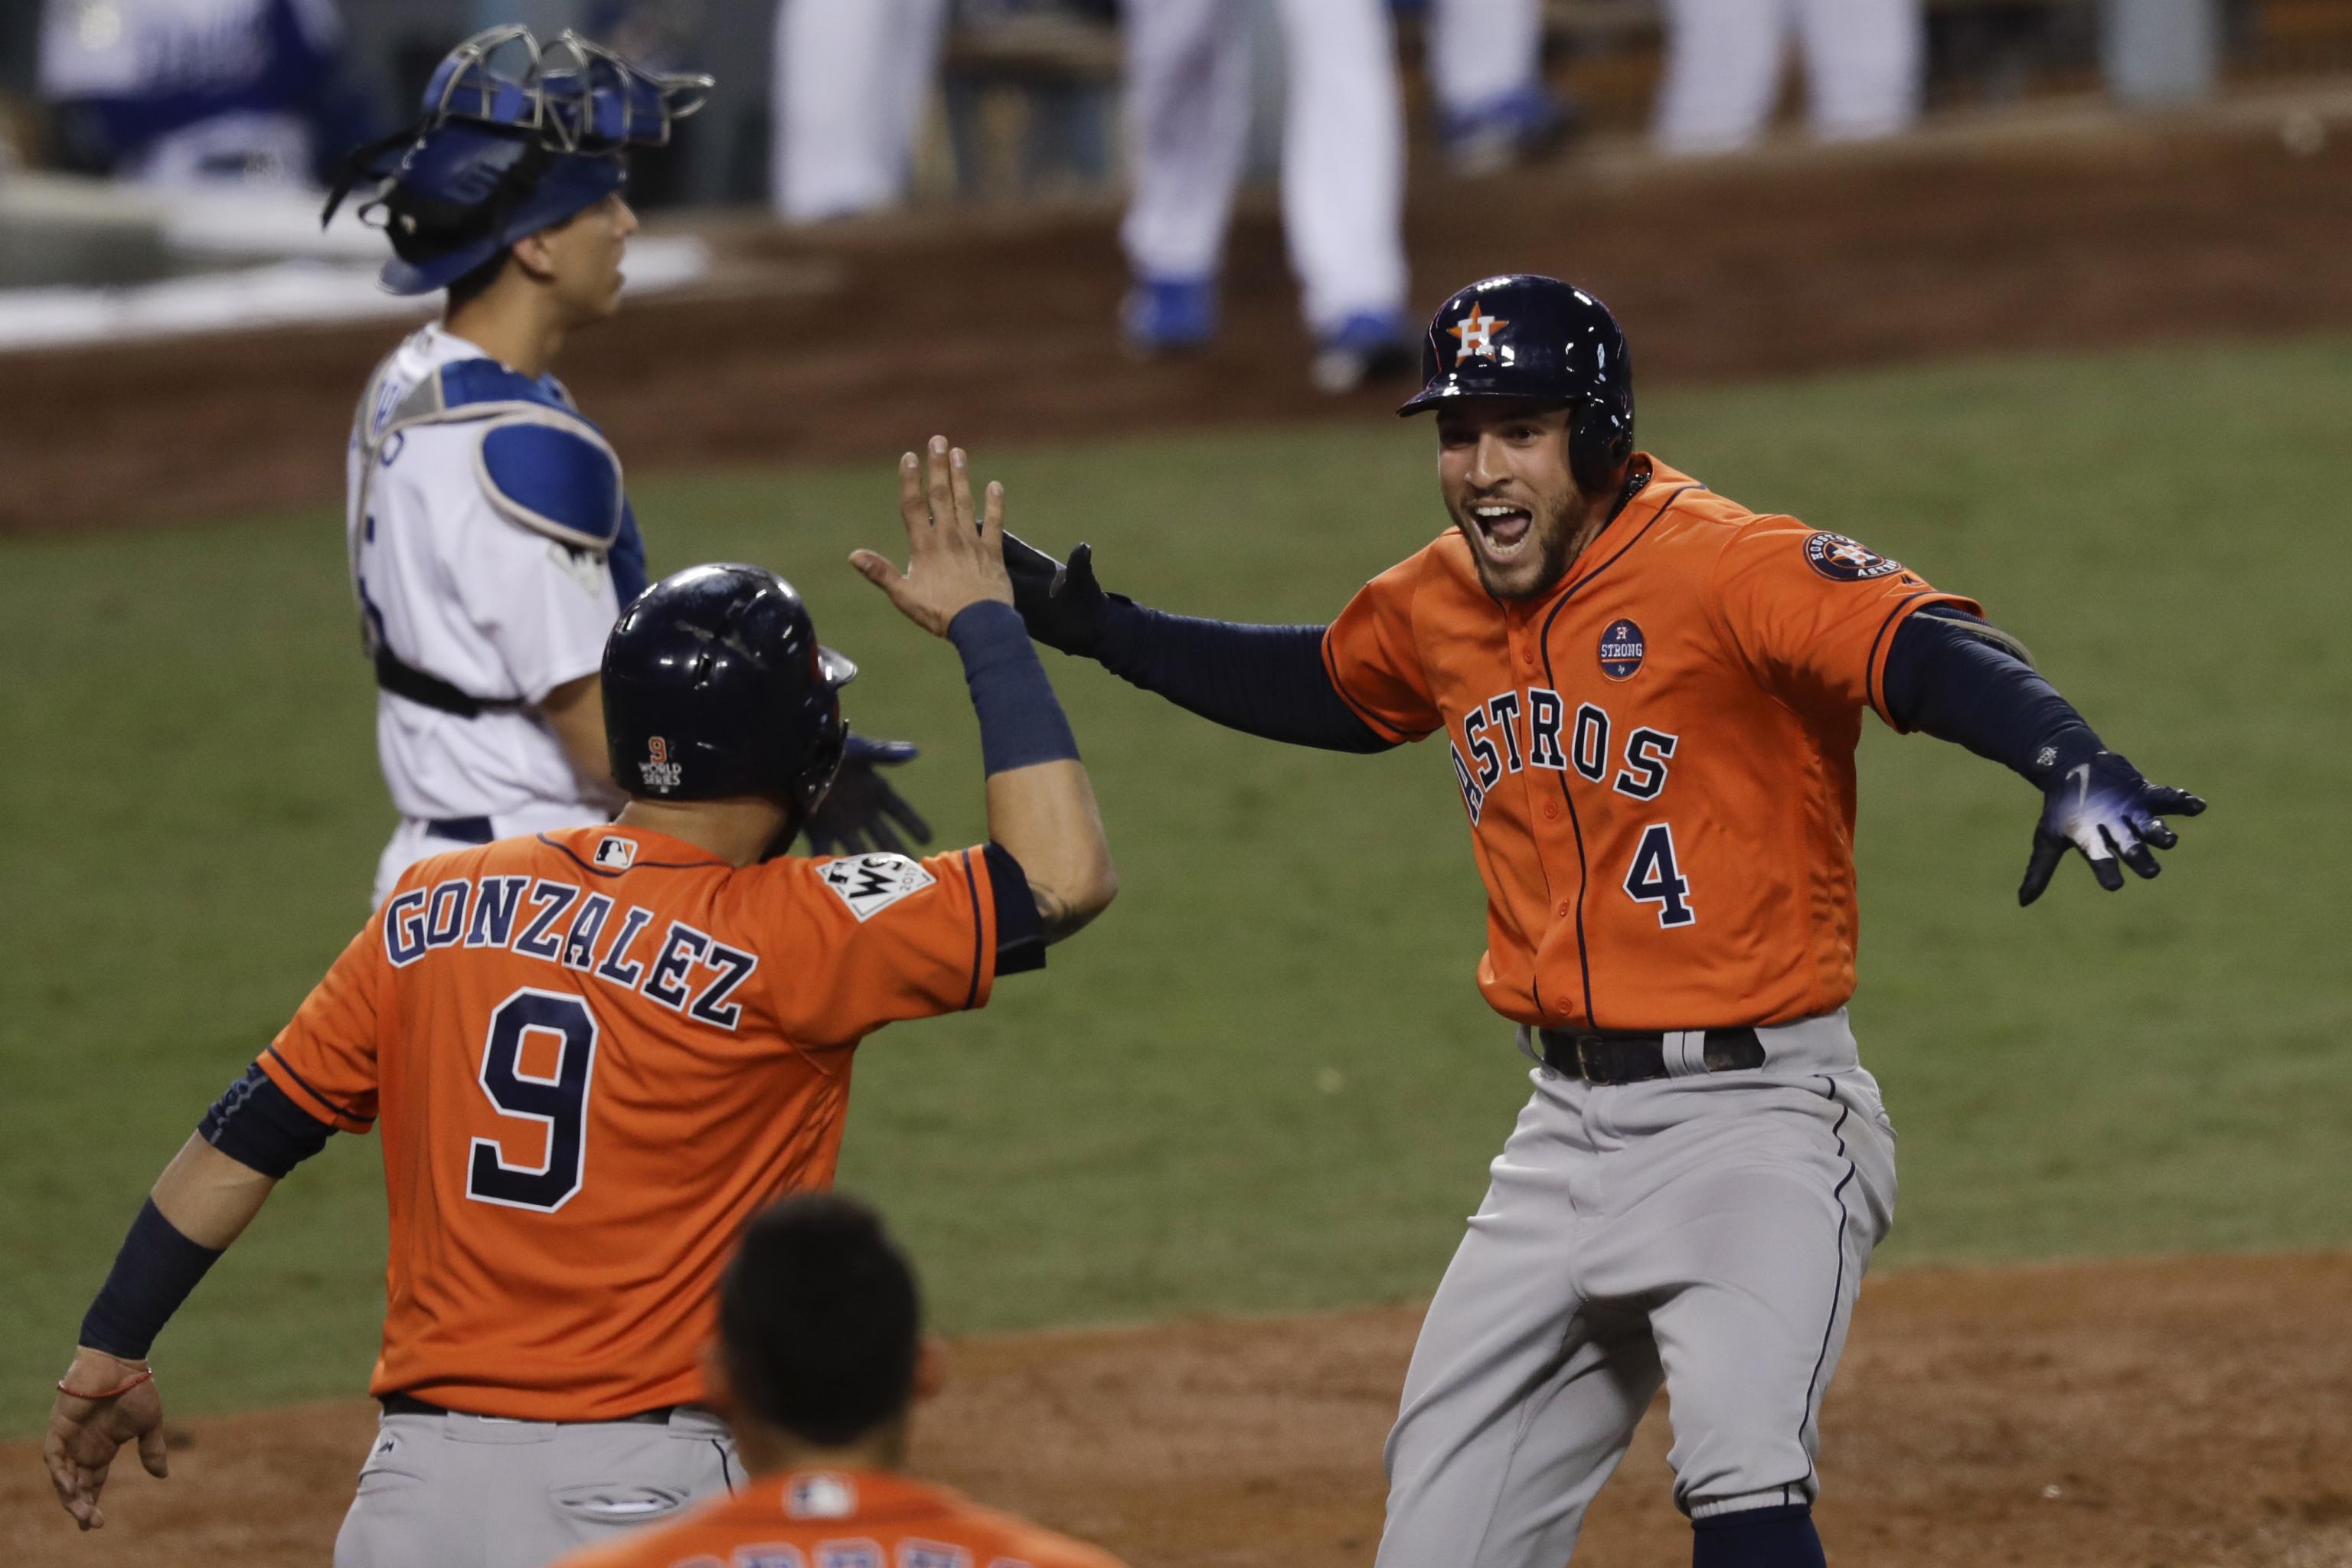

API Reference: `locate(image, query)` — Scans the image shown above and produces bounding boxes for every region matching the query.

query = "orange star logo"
[1448,300,1509,360]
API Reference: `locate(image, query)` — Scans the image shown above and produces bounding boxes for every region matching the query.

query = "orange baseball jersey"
[550,1467,1129,1568]
[1321,457,1978,1032]
[257,825,1027,1421]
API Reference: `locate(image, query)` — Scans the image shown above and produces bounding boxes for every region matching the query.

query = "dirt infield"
[5,1253,2348,1566]
[6,109,2352,534]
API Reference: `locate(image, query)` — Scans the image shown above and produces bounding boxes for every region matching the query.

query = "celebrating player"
[41,439,1116,1565]
[331,27,928,910]
[996,275,2203,1566]
[547,1192,1127,1568]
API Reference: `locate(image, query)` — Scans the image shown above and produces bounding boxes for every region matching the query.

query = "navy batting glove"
[2018,750,2205,906]
[1001,531,1124,658]
[802,733,934,858]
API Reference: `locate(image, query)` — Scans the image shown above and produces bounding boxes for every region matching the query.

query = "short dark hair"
[443,248,511,312]
[717,1194,921,1446]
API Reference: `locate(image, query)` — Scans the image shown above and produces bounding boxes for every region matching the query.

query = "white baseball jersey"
[345,325,635,897]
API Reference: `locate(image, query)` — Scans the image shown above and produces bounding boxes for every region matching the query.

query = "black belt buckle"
[1573,1035,1619,1085]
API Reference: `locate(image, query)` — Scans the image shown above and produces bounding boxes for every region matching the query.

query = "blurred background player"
[1118,0,1414,392]
[769,0,948,221]
[550,1193,1129,1568]
[38,0,369,188]
[331,26,929,908]
[1655,0,1923,155]
[1417,0,1576,175]
[43,450,1118,1560]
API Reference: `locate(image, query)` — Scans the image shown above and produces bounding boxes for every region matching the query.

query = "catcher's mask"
[322,26,711,296]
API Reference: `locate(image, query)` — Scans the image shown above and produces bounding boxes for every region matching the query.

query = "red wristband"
[57,1367,153,1401]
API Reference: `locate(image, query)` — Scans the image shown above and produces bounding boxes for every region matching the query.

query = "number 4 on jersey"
[1625,824,1695,928]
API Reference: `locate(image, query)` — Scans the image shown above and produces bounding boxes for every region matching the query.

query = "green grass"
[2,337,2346,1436]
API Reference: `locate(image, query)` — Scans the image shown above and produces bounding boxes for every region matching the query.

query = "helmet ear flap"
[1568,397,1633,494]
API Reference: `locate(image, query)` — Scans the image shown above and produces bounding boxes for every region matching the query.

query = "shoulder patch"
[1803,531,1904,582]
[818,854,937,921]
[477,417,625,550]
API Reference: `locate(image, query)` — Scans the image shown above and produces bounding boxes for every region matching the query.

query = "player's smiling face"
[1436,400,1592,602]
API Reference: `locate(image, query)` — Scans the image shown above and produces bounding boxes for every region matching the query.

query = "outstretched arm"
[1883,606,2204,906]
[853,439,1116,943]
[1001,533,1396,754]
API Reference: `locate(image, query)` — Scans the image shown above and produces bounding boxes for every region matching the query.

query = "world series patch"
[1598,618,1646,680]
[1804,531,1904,582]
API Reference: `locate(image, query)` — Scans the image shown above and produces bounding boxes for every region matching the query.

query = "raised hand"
[801,733,934,857]
[1001,531,1119,658]
[850,436,1011,637]
[2019,750,2206,906]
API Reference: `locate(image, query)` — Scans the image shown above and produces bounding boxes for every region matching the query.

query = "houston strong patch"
[819,854,937,921]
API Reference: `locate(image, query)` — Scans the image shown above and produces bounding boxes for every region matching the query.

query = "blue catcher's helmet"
[1399,275,1635,493]
[322,26,711,296]
[602,565,854,816]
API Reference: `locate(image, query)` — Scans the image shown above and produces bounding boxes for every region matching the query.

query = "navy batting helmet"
[603,565,854,815]
[322,26,710,296]
[1399,275,1635,492]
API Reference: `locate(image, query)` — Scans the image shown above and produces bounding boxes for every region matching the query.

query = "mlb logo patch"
[592,835,637,871]
[787,1470,857,1519]
[819,854,938,922]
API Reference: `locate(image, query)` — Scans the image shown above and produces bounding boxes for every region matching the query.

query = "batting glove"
[2018,750,2205,906]
[1001,531,1124,658]
[802,733,935,858]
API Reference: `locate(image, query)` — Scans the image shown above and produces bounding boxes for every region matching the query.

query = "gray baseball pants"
[1377,1008,1897,1566]
[334,1404,740,1568]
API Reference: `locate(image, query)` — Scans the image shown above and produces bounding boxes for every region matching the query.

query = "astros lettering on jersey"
[554,1467,1126,1568]
[256,825,1011,1421]
[1321,459,1978,1031]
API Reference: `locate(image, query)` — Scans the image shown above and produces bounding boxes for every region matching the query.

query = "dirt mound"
[5,113,2350,534]
[5,1252,2349,1566]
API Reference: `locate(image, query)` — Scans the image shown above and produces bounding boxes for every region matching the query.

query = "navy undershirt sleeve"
[1883,607,2102,784]
[982,841,1047,976]
[1093,603,1396,754]
[199,1062,337,1179]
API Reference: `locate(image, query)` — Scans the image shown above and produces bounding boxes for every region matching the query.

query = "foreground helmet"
[322,26,711,296]
[1399,275,1635,492]
[603,566,854,815]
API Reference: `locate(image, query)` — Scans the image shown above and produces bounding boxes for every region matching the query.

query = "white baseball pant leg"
[1272,0,1408,332]
[1652,0,1792,155]
[1376,1012,1896,1565]
[1426,0,1547,119]
[1795,0,1922,142]
[335,1406,738,1568]
[1119,0,1256,285]
[772,0,949,221]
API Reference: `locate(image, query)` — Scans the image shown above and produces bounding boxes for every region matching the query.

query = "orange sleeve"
[1707,521,1981,726]
[256,913,389,1135]
[749,846,999,1048]
[1321,547,1445,743]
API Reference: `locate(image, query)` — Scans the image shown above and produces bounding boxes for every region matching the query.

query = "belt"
[1537,1026,1766,1085]
[423,815,495,844]
[379,1392,677,1425]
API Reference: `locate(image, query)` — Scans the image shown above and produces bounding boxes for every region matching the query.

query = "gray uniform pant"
[1377,1009,1896,1566]
[334,1404,740,1568]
